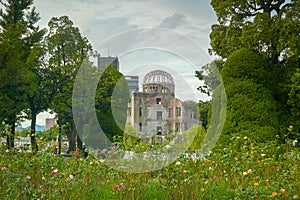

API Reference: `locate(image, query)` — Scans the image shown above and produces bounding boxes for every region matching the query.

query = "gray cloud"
[159,12,186,29]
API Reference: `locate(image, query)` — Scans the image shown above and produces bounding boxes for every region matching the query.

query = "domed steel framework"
[143,70,174,85]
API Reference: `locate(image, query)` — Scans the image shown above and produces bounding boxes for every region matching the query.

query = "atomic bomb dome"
[143,70,174,85]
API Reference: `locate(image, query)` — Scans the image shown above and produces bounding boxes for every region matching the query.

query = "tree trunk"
[30,110,38,153]
[67,121,76,152]
[6,123,15,149]
[57,118,62,154]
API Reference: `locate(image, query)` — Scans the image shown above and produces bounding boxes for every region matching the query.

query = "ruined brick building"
[126,70,199,144]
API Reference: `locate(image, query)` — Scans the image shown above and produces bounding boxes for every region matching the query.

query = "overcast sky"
[22,0,218,126]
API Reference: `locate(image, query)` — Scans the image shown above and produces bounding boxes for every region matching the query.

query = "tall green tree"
[0,0,43,148]
[210,0,300,137]
[220,48,279,144]
[44,16,92,153]
[95,65,129,143]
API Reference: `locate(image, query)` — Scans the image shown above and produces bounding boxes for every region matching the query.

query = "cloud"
[159,12,187,29]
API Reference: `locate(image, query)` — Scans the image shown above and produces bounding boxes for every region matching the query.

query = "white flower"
[243,172,247,176]
[165,145,171,149]
[53,169,58,173]
[42,177,46,180]
[69,174,74,180]
[175,161,181,166]
[243,136,248,140]
[261,154,266,157]
[90,162,93,165]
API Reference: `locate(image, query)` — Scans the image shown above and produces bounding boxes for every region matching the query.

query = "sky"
[21,0,219,126]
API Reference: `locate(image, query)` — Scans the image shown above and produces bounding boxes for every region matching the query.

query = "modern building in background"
[97,55,119,71]
[45,118,56,131]
[126,70,199,144]
[125,75,139,94]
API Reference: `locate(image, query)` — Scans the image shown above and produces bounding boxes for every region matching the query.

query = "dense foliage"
[0,137,299,199]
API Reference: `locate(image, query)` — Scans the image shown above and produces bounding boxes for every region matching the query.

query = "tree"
[0,0,43,148]
[210,0,300,140]
[210,0,299,66]
[44,16,92,153]
[219,48,279,144]
[95,65,129,143]
[287,68,300,137]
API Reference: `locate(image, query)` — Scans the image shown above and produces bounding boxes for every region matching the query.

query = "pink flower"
[69,174,74,180]
[55,173,59,177]
[289,125,293,129]
[236,136,241,140]
[223,148,228,151]
[102,148,108,153]
[27,176,31,180]
[186,152,191,157]
[213,175,217,179]
[1,167,6,171]
[247,169,253,174]
[51,171,55,175]
[204,161,209,165]
[113,186,118,191]
[118,184,124,189]
[112,145,117,150]
[74,150,80,155]
[243,145,248,148]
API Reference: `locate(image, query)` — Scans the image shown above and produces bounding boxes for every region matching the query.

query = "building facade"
[97,55,119,71]
[126,70,199,144]
[125,75,139,94]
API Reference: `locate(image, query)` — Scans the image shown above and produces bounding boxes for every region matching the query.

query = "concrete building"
[45,118,56,131]
[126,70,199,144]
[125,75,139,94]
[97,55,119,71]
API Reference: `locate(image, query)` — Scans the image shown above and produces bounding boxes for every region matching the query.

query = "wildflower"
[69,174,74,180]
[279,189,286,193]
[112,145,117,150]
[5,149,9,153]
[118,184,124,189]
[293,195,298,199]
[243,145,248,148]
[213,175,217,179]
[175,161,181,166]
[54,169,58,173]
[253,182,259,187]
[27,176,31,180]
[183,170,187,174]
[51,171,55,175]
[247,169,253,174]
[55,173,59,177]
[113,186,118,191]
[243,172,247,176]
[102,148,108,153]
[223,148,228,150]
[186,152,191,157]
[165,144,171,149]
[261,154,266,157]
[289,125,293,129]
[204,161,209,165]
[244,136,248,140]
[42,176,46,180]
[74,150,80,155]
[236,136,241,140]
[271,192,277,198]
[284,194,289,198]
[18,149,22,153]
[1,167,6,171]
